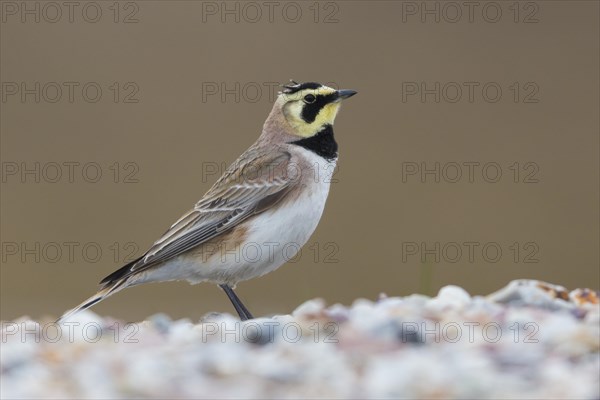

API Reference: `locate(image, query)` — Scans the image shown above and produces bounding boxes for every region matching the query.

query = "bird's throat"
[290,125,338,161]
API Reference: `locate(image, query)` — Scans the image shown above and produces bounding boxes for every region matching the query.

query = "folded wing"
[100,149,295,286]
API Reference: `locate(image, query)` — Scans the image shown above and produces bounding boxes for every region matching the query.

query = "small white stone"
[292,298,326,317]
[426,285,472,311]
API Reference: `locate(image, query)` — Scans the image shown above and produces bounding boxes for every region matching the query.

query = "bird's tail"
[56,279,127,323]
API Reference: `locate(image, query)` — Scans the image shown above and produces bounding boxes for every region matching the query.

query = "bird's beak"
[335,89,358,101]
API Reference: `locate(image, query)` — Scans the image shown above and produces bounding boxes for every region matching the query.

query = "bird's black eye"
[303,94,316,104]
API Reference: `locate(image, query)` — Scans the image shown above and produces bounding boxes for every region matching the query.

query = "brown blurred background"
[1,1,598,321]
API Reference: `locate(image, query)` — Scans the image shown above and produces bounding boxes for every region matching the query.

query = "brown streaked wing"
[121,149,294,277]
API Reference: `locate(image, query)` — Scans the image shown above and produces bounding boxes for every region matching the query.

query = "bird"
[58,80,357,322]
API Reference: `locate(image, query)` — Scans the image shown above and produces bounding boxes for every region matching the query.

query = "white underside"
[137,150,336,287]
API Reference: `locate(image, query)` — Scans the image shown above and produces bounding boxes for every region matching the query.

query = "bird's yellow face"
[280,82,357,138]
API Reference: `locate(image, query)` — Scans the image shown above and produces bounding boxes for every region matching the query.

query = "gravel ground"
[1,279,598,399]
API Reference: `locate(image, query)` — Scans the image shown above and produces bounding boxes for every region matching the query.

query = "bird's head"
[272,81,357,138]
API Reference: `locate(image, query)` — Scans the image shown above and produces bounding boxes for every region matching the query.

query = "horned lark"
[59,81,356,321]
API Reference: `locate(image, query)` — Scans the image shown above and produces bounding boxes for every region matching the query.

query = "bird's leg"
[219,284,254,321]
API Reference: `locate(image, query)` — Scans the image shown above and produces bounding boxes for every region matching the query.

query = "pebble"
[1,279,598,399]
